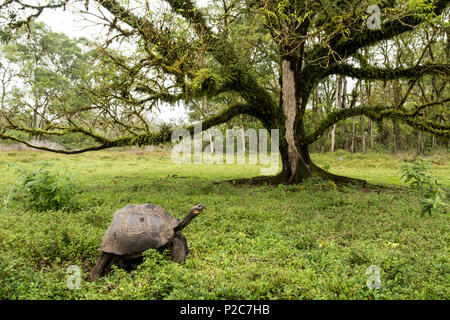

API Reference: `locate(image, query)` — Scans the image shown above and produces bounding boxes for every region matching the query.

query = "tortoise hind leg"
[169,232,190,263]
[89,252,114,281]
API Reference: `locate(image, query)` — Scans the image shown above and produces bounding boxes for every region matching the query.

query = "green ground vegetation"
[0,149,448,299]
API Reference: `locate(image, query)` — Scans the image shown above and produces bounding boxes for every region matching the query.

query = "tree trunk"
[330,125,336,153]
[343,126,349,151]
[393,120,399,154]
[208,129,215,153]
[369,120,374,149]
[241,127,246,154]
[360,81,366,153]
[351,122,355,153]
[226,122,233,147]
[280,59,312,183]
[330,76,341,153]
[419,131,425,154]
[361,116,366,154]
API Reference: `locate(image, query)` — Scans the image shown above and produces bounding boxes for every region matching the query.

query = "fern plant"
[6,160,79,212]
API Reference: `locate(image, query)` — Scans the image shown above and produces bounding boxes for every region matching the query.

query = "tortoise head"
[189,203,205,216]
[174,204,205,232]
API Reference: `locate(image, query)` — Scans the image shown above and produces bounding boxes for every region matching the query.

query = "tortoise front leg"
[169,232,190,263]
[89,252,114,281]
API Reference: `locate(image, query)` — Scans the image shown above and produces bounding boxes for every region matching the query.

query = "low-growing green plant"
[7,160,79,212]
[400,158,447,216]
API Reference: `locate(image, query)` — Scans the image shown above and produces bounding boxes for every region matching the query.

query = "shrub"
[400,158,447,216]
[7,160,79,212]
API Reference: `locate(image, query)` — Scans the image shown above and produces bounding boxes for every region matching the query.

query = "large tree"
[0,0,449,185]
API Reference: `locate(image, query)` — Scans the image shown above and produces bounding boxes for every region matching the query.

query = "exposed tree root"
[226,170,290,185]
[226,163,367,187]
[309,163,367,186]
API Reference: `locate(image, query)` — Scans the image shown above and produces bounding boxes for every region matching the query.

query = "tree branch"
[334,0,448,58]
[306,0,449,66]
[303,98,450,145]
[0,102,255,154]
[326,63,449,80]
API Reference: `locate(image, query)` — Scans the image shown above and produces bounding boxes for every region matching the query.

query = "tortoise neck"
[175,210,196,232]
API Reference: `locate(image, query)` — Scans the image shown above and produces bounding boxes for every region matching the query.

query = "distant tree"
[0,22,93,147]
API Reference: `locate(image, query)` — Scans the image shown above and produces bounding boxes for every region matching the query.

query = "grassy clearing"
[0,149,448,299]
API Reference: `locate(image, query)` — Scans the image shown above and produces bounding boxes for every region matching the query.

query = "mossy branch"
[306,0,448,65]
[326,63,449,81]
[0,102,254,154]
[335,0,448,57]
[303,98,450,145]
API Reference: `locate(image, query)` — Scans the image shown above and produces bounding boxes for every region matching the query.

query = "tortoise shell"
[99,204,179,256]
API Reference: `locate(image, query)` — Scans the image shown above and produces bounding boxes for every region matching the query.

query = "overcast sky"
[37,3,102,41]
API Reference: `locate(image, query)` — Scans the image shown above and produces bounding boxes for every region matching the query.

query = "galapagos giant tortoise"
[89,203,205,280]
